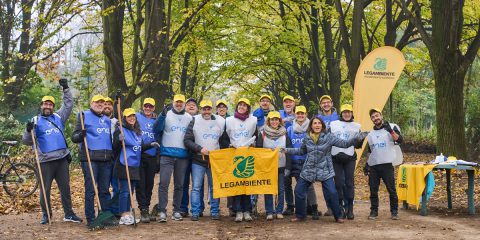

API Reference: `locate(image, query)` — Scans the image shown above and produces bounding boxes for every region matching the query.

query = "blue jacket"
[253,107,268,128]
[317,109,339,129]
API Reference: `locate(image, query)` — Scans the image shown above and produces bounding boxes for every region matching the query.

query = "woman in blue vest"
[220,98,258,222]
[256,111,289,220]
[113,108,159,225]
[284,117,367,223]
[330,104,362,220]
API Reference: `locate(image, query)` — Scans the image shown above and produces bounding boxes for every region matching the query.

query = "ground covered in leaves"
[1,153,479,239]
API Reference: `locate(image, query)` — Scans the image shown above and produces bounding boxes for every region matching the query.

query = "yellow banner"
[209,147,278,198]
[397,164,435,209]
[353,46,406,165]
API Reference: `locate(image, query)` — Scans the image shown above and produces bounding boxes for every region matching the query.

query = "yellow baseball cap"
[199,99,213,108]
[295,105,307,114]
[104,97,114,103]
[91,94,105,103]
[319,95,332,102]
[173,94,186,102]
[340,104,353,113]
[123,108,136,117]
[259,94,271,101]
[41,96,55,104]
[369,108,382,116]
[283,95,295,102]
[216,99,228,107]
[237,98,251,106]
[143,97,156,106]
[267,111,281,119]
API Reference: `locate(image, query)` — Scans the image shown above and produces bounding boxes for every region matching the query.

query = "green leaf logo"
[401,167,407,183]
[233,155,255,178]
[373,58,387,71]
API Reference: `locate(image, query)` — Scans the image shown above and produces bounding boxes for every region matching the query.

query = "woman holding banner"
[220,98,258,222]
[255,111,289,220]
[284,117,367,223]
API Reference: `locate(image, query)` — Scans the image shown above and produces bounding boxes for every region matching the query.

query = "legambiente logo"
[373,58,387,71]
[233,155,255,178]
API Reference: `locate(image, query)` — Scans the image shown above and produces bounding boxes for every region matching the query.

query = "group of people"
[22,79,403,227]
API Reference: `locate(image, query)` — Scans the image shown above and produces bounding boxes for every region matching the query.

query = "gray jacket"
[286,132,362,182]
[22,88,73,162]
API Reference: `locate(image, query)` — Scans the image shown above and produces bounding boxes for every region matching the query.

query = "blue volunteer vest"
[317,111,339,129]
[287,126,306,161]
[35,114,67,153]
[136,113,156,156]
[120,127,142,167]
[81,110,112,151]
[279,110,295,129]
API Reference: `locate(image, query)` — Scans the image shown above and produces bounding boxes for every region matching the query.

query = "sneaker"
[148,213,156,222]
[235,212,243,222]
[283,206,294,215]
[171,212,183,221]
[290,217,305,222]
[140,209,150,223]
[63,214,83,223]
[150,205,159,221]
[391,213,400,220]
[266,214,274,220]
[180,211,189,218]
[275,214,284,219]
[311,205,321,220]
[40,214,50,225]
[336,218,345,223]
[211,214,220,220]
[157,212,167,223]
[191,215,199,221]
[368,210,378,220]
[244,212,253,222]
[119,215,135,225]
[199,212,204,217]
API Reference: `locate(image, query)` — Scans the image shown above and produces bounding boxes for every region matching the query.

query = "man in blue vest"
[135,98,158,223]
[22,78,82,225]
[153,94,193,222]
[253,94,273,131]
[316,95,339,129]
[72,95,113,226]
[279,95,296,129]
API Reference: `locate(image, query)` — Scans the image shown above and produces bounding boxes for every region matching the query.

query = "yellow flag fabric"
[396,164,435,209]
[353,46,406,166]
[209,147,279,198]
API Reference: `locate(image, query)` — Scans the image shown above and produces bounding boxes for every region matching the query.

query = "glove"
[79,129,87,138]
[357,131,369,141]
[59,78,68,89]
[284,169,291,177]
[161,104,173,116]
[383,121,394,134]
[115,90,123,101]
[118,133,124,141]
[150,142,160,148]
[26,121,34,132]
[363,163,370,176]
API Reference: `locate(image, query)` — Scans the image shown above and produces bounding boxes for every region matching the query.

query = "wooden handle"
[31,130,51,225]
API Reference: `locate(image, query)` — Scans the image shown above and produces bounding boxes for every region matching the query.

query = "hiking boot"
[311,204,321,220]
[157,212,167,223]
[244,212,253,222]
[275,213,284,219]
[40,214,50,225]
[266,214,274,220]
[283,206,294,215]
[140,209,150,223]
[324,208,333,216]
[63,214,83,223]
[235,212,243,222]
[171,212,183,221]
[211,214,220,220]
[368,210,378,220]
[180,211,189,218]
[391,212,399,220]
[347,205,354,220]
[150,205,159,221]
[191,215,199,221]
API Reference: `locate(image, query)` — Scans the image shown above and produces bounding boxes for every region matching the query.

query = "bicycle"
[0,140,39,197]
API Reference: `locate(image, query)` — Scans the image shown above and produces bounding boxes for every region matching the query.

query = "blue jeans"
[265,168,285,214]
[190,163,219,216]
[119,179,138,213]
[81,161,112,222]
[295,177,341,219]
[180,160,205,214]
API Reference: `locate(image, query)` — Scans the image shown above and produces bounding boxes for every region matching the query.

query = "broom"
[31,129,51,225]
[79,111,116,230]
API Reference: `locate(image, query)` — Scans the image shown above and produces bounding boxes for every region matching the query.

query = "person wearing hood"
[330,104,362,220]
[253,94,273,131]
[284,116,367,223]
[284,106,320,219]
[279,95,296,129]
[316,95,339,129]
[220,98,258,222]
[184,99,225,221]
[112,108,159,225]
[135,98,159,223]
[256,111,289,220]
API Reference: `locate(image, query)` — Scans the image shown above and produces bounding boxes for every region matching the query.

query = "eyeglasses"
[143,104,154,109]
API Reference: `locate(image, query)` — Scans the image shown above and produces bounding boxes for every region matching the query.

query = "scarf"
[263,124,287,140]
[234,110,249,121]
[309,132,320,144]
[293,118,310,133]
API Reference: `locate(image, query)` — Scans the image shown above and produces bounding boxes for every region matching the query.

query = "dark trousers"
[136,155,157,210]
[285,175,317,209]
[295,177,341,219]
[233,195,252,213]
[109,165,119,215]
[81,161,112,222]
[119,179,137,213]
[333,156,356,207]
[39,157,74,217]
[369,163,398,213]
[180,159,204,214]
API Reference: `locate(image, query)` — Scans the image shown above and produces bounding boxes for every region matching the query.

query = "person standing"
[365,108,403,221]
[330,104,362,220]
[22,79,82,224]
[279,95,296,129]
[215,99,230,118]
[72,95,113,226]
[316,95,339,129]
[253,94,273,131]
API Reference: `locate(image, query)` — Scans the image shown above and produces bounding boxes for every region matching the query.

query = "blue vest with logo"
[317,111,339,129]
[35,114,67,153]
[120,127,142,167]
[287,126,306,161]
[136,113,156,156]
[81,110,112,151]
[279,110,295,129]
